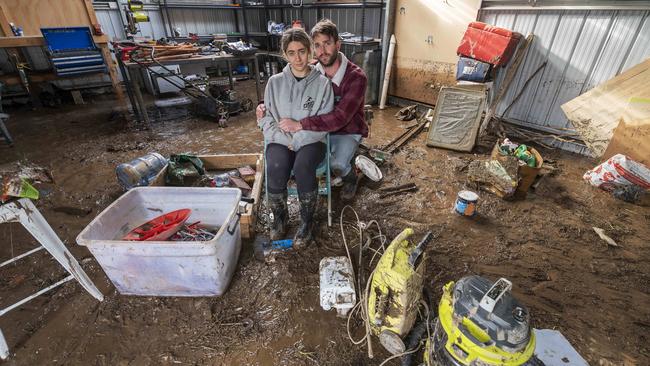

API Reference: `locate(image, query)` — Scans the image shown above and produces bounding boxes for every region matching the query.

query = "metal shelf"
[162,3,243,9]
[245,3,383,9]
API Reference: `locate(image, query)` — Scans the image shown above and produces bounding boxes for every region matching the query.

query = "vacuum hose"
[401,287,435,366]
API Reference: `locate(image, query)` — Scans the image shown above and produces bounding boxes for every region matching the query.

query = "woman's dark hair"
[280,28,312,54]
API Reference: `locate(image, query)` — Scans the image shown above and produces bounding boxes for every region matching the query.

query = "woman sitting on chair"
[258,28,334,249]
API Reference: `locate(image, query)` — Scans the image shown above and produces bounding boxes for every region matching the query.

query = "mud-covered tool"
[367,229,429,355]
[253,236,293,261]
[426,276,539,366]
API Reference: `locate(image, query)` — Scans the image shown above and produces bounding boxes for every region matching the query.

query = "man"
[257,19,368,201]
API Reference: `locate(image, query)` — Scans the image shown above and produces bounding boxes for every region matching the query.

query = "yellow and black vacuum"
[427,276,539,366]
[368,228,432,355]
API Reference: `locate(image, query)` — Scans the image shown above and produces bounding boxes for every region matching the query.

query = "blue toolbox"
[456,56,492,82]
[41,27,107,77]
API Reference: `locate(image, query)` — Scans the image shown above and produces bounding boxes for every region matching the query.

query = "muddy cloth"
[257,64,333,151]
[165,154,205,186]
[266,142,326,195]
[301,52,369,137]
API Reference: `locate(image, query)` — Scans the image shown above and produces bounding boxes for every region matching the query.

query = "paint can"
[454,190,479,217]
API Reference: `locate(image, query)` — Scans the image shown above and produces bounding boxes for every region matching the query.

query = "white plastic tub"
[76,187,242,297]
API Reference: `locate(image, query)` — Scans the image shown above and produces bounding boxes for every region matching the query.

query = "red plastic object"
[457,22,522,67]
[123,209,192,241]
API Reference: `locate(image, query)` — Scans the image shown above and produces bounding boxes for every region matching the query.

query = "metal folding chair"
[0,198,104,359]
[264,134,333,226]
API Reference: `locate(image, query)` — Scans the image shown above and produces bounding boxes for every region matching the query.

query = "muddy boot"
[293,190,319,250]
[268,191,288,241]
[340,169,358,202]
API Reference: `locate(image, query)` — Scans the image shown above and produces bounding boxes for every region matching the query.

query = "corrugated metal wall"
[480,8,650,154]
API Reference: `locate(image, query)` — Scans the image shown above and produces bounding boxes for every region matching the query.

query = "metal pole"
[116,50,142,122]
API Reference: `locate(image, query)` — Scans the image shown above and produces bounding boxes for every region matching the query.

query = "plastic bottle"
[514,145,536,167]
[115,153,168,190]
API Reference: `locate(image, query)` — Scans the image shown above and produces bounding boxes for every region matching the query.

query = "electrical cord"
[339,205,389,360]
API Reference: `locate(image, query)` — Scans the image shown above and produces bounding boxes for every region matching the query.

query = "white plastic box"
[320,256,356,317]
[76,187,242,297]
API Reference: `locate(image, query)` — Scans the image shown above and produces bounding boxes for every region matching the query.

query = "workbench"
[122,53,262,125]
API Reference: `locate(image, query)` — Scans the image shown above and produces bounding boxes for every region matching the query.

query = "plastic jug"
[116,153,168,190]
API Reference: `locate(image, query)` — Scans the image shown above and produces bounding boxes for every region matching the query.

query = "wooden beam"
[100,43,127,108]
[0,72,57,86]
[0,35,108,49]
[0,35,43,47]
[83,0,99,25]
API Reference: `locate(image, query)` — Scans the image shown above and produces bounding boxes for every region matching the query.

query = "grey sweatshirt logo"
[303,96,315,111]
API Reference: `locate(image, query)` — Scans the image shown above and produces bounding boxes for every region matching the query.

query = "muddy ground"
[0,80,648,366]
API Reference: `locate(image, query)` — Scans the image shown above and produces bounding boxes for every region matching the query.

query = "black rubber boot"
[340,169,358,202]
[267,191,288,241]
[293,190,319,250]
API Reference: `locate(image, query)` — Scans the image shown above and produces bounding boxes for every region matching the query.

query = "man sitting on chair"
[258,19,368,202]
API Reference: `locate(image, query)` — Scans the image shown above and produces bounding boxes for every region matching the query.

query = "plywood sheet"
[561,58,650,157]
[0,0,94,36]
[602,118,650,166]
[390,0,481,104]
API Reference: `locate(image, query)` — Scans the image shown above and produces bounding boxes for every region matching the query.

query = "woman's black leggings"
[266,142,326,195]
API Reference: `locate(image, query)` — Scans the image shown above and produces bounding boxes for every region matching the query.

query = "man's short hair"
[310,19,339,41]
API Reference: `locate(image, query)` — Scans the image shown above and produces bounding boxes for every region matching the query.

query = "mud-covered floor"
[0,81,648,366]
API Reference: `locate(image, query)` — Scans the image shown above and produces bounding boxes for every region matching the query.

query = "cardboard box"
[491,144,543,199]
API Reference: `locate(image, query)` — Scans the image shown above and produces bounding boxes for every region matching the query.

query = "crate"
[76,187,242,297]
[151,154,263,239]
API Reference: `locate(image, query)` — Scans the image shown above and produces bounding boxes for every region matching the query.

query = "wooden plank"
[0,0,92,36]
[0,36,43,47]
[82,0,98,25]
[0,72,57,85]
[0,35,107,48]
[0,3,13,37]
[561,58,650,156]
[100,43,126,107]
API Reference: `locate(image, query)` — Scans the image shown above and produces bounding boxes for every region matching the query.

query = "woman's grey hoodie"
[258,64,334,151]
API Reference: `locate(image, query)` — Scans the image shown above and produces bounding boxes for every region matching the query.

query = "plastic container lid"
[355,155,383,182]
[458,190,479,201]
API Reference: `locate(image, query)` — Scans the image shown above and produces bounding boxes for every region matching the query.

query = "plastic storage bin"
[456,56,492,82]
[76,187,242,297]
[457,22,522,66]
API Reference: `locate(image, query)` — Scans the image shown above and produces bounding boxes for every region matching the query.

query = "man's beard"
[319,52,337,67]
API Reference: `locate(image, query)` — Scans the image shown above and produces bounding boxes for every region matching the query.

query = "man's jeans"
[330,134,361,177]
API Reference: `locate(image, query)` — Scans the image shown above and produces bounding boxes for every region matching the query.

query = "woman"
[257,28,334,249]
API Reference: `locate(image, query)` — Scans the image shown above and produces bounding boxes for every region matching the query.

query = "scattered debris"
[468,158,518,199]
[379,182,418,199]
[395,105,418,121]
[169,222,219,242]
[592,227,619,247]
[52,206,93,217]
[0,162,54,184]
